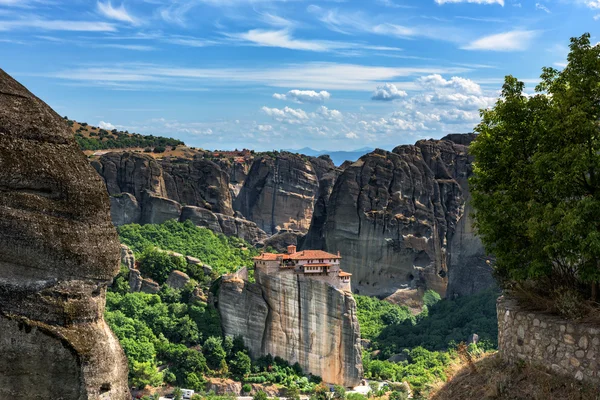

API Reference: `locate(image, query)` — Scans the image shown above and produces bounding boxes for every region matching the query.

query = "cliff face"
[91,152,269,244]
[0,69,129,399]
[308,136,493,297]
[233,153,323,235]
[93,152,233,215]
[217,269,362,387]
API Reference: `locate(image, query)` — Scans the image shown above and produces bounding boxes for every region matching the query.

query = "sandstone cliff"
[217,268,362,386]
[0,69,129,399]
[92,152,233,215]
[233,153,326,235]
[307,135,494,298]
[91,152,268,244]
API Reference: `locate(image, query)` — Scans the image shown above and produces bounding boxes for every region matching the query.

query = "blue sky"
[1,0,599,151]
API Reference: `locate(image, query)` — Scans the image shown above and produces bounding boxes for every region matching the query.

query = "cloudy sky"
[2,0,598,151]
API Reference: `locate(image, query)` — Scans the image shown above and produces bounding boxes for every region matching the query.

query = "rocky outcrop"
[120,244,135,270]
[234,153,321,235]
[308,135,493,298]
[217,268,362,387]
[141,193,182,224]
[180,206,223,233]
[166,270,190,289]
[92,152,234,216]
[110,192,141,226]
[0,69,129,398]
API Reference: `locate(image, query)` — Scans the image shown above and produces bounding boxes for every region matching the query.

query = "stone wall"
[497,296,600,385]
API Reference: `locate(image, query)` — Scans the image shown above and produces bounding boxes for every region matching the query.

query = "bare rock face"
[311,136,494,297]
[110,192,141,225]
[217,269,362,387]
[234,153,320,235]
[0,69,129,399]
[259,231,305,253]
[93,152,234,216]
[180,206,223,233]
[141,192,182,224]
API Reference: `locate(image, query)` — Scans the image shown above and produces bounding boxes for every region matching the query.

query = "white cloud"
[435,0,504,4]
[99,121,116,130]
[371,83,408,101]
[585,0,600,9]
[0,18,116,32]
[97,1,137,24]
[535,3,551,13]
[262,106,309,124]
[273,90,331,103]
[45,62,471,91]
[232,29,341,52]
[346,132,359,139]
[418,74,482,94]
[314,106,342,120]
[257,124,273,132]
[462,30,539,51]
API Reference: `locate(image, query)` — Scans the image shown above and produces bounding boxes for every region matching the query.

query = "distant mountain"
[282,147,376,166]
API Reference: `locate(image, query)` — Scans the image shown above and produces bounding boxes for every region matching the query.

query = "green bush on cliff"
[118,220,258,275]
[470,33,600,305]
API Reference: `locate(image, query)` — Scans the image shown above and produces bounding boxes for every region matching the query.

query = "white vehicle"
[181,389,195,399]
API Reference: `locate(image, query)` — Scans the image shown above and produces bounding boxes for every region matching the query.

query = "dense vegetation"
[119,220,258,276]
[470,33,600,310]
[356,290,498,397]
[67,118,184,151]
[108,221,497,399]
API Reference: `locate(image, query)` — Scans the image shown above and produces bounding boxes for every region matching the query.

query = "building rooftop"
[339,271,352,277]
[254,249,341,261]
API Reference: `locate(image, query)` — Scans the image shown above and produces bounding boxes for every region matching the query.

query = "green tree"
[173,387,183,400]
[332,385,346,400]
[229,351,252,380]
[471,33,600,304]
[204,336,227,371]
[286,385,301,400]
[131,361,163,389]
[388,391,408,400]
[253,390,268,400]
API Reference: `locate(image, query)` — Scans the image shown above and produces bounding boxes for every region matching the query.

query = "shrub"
[253,391,268,400]
[242,384,252,393]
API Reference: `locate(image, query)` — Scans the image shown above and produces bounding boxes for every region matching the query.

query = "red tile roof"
[288,250,341,260]
[254,249,341,262]
[339,271,352,277]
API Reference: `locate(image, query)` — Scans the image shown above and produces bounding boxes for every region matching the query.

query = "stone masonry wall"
[497,296,600,385]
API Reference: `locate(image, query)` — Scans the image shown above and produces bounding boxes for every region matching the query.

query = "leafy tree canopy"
[471,33,600,302]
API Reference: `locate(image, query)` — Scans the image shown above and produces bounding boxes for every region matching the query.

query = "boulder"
[141,278,160,294]
[0,69,129,399]
[129,269,143,292]
[110,192,141,226]
[180,206,223,233]
[120,244,135,270]
[165,270,191,289]
[141,193,182,224]
[186,256,202,265]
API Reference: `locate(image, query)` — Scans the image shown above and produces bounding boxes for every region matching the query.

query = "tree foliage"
[119,220,258,276]
[471,33,600,302]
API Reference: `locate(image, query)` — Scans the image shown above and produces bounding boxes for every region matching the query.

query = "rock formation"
[0,69,129,398]
[217,267,362,387]
[92,152,233,215]
[233,153,322,235]
[306,135,494,298]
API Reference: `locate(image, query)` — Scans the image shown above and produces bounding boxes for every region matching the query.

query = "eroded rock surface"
[217,268,362,387]
[0,69,129,399]
[308,135,494,297]
[233,153,321,235]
